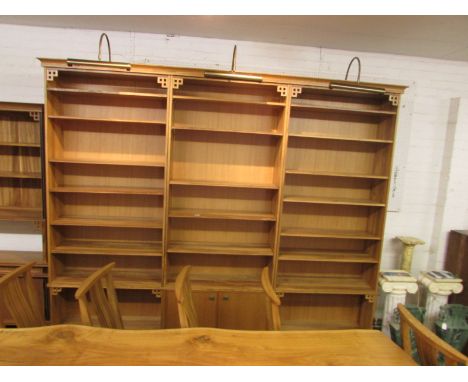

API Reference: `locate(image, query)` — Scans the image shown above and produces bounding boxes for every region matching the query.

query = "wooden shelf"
[290,103,396,116]
[169,209,276,221]
[283,195,385,207]
[49,158,165,168]
[49,269,162,290]
[288,133,393,144]
[285,169,388,180]
[48,87,167,100]
[0,142,40,148]
[167,241,274,257]
[172,124,283,137]
[276,275,374,295]
[281,228,381,240]
[0,206,42,221]
[0,171,41,179]
[51,216,163,229]
[170,179,279,190]
[279,249,378,264]
[50,186,164,196]
[48,115,166,126]
[165,278,262,293]
[51,239,162,257]
[174,95,285,108]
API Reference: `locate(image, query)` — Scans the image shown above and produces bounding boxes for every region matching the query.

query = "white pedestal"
[418,271,463,331]
[379,270,418,336]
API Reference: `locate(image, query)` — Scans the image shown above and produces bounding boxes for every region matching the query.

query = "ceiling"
[1,15,468,62]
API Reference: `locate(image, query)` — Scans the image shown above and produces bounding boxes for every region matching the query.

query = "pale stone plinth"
[396,236,425,273]
[379,270,418,336]
[418,271,463,330]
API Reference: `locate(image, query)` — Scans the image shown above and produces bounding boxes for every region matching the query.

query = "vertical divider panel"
[271,85,296,287]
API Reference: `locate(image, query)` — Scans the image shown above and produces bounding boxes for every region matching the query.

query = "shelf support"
[46,69,58,82]
[151,289,162,298]
[276,85,288,97]
[51,287,62,296]
[29,111,41,122]
[388,94,399,106]
[291,87,302,98]
[172,78,184,89]
[157,77,169,89]
[365,294,375,303]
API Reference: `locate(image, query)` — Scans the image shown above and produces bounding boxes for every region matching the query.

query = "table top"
[0,324,416,366]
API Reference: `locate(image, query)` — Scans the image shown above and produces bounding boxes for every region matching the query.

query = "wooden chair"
[0,261,44,328]
[398,303,468,365]
[261,266,281,331]
[175,265,198,328]
[74,262,124,329]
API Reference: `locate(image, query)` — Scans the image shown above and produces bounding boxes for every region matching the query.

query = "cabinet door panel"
[217,292,267,330]
[163,291,218,328]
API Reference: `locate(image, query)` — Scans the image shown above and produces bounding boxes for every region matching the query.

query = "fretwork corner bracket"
[276,85,288,97]
[46,69,58,82]
[365,294,376,303]
[29,111,41,122]
[388,94,399,106]
[51,287,62,296]
[157,77,169,89]
[172,78,184,89]
[151,289,162,298]
[291,87,302,98]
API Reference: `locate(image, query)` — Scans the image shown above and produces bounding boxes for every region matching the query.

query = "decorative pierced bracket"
[291,86,302,98]
[46,69,58,81]
[157,77,169,89]
[388,94,399,106]
[365,294,375,303]
[151,289,161,298]
[51,287,62,296]
[29,111,41,122]
[276,85,288,97]
[32,220,42,231]
[172,78,184,89]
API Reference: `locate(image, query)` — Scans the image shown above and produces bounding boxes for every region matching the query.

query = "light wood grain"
[0,324,416,365]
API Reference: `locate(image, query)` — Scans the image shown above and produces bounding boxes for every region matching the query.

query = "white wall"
[1,23,468,275]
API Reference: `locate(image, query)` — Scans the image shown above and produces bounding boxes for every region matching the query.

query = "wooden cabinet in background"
[0,102,47,326]
[164,291,267,330]
[39,59,405,330]
[445,230,468,306]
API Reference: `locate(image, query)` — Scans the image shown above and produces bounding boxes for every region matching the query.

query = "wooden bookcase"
[0,102,47,326]
[40,59,404,330]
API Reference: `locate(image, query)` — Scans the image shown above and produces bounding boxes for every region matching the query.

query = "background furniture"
[0,324,416,365]
[0,262,44,327]
[261,266,281,330]
[398,303,468,365]
[40,58,404,330]
[445,230,468,306]
[174,265,198,328]
[74,262,123,329]
[0,102,47,326]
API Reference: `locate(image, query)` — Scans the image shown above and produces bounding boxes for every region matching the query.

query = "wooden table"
[0,324,416,365]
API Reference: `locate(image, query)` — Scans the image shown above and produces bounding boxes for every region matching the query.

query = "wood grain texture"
[0,324,416,365]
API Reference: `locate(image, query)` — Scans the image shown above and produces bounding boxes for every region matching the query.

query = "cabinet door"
[217,292,267,330]
[163,291,218,328]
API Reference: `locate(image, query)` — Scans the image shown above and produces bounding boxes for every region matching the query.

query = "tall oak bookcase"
[40,58,404,330]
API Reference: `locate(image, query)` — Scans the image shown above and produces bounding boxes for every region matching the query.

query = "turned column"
[396,236,425,273]
[418,271,463,330]
[379,270,418,336]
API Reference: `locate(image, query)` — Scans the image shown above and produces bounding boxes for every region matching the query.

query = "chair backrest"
[175,265,198,328]
[0,261,44,328]
[398,303,468,366]
[74,262,123,329]
[261,266,281,331]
